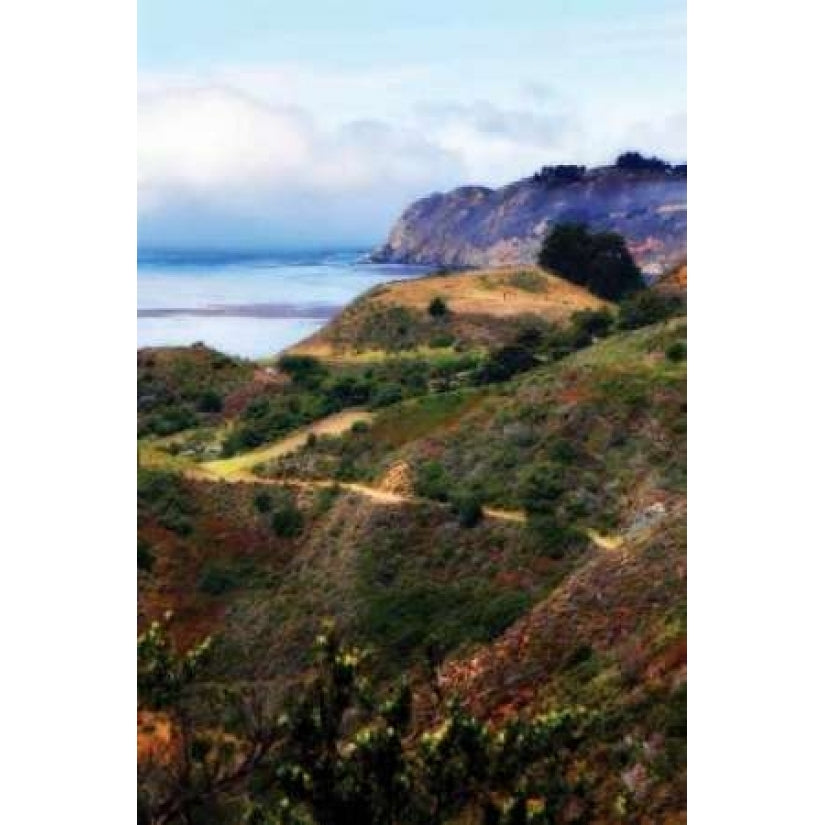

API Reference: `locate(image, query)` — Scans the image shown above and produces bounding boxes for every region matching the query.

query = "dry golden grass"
[289,266,609,359]
[370,266,607,319]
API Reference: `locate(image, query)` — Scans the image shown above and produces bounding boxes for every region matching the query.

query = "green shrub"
[137,469,196,535]
[137,538,155,573]
[454,493,484,528]
[570,307,614,339]
[616,290,683,330]
[278,354,327,387]
[197,390,223,413]
[428,333,455,348]
[414,461,451,502]
[428,296,449,318]
[475,345,538,384]
[518,463,565,515]
[253,491,273,513]
[270,499,304,537]
[666,341,687,362]
[198,564,240,596]
[370,383,404,409]
[527,516,585,559]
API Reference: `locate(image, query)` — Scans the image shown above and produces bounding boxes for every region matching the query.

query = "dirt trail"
[198,409,375,480]
[162,408,617,541]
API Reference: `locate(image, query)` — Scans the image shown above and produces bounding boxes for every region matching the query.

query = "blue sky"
[138,0,686,248]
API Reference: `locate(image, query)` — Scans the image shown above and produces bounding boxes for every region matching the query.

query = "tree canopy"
[537,223,645,301]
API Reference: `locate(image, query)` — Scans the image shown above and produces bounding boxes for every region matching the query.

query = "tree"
[428,297,449,318]
[474,345,538,385]
[138,619,590,825]
[197,390,223,413]
[537,223,644,301]
[454,493,484,528]
[614,151,670,172]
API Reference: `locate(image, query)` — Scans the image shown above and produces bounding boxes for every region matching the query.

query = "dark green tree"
[428,297,449,318]
[537,224,644,301]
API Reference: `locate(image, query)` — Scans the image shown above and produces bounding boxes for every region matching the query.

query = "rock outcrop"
[371,161,687,280]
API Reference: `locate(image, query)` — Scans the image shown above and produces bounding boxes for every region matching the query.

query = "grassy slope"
[138,302,686,820]
[288,265,609,358]
[271,319,687,530]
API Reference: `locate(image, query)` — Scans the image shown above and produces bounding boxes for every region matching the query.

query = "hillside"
[371,159,686,278]
[288,265,609,359]
[138,271,686,823]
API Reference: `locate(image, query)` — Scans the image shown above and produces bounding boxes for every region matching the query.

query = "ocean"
[137,249,429,359]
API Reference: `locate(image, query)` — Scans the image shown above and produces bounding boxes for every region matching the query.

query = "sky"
[138,0,686,249]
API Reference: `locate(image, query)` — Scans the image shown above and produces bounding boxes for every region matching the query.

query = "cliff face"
[371,165,687,279]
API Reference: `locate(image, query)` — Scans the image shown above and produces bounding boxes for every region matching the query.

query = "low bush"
[198,563,241,596]
[414,461,451,502]
[666,341,687,362]
[616,290,683,331]
[454,493,484,528]
[270,495,304,538]
[427,296,449,318]
[253,491,273,513]
[137,538,155,573]
[197,390,223,413]
[475,345,538,384]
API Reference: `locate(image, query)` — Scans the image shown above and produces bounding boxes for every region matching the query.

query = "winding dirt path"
[154,408,619,541]
[197,409,375,480]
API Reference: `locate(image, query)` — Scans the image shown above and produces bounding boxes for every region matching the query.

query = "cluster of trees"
[221,355,478,457]
[537,223,644,302]
[470,286,683,390]
[138,619,590,825]
[614,152,687,176]
[531,165,586,186]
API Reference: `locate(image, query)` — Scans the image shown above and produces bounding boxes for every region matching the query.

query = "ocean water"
[137,249,429,359]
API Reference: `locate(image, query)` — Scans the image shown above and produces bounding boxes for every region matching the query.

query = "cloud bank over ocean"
[138,3,686,248]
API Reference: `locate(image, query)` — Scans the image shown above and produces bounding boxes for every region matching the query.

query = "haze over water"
[137,249,428,358]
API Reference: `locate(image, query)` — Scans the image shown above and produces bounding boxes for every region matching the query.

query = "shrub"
[666,341,687,362]
[271,499,304,537]
[428,296,449,318]
[137,538,155,573]
[197,390,223,413]
[278,354,326,387]
[475,345,538,384]
[428,333,455,349]
[253,491,273,513]
[570,307,614,339]
[519,463,565,515]
[538,223,644,301]
[198,564,240,596]
[351,419,370,434]
[454,494,484,528]
[527,516,585,559]
[414,461,450,502]
[370,383,404,409]
[616,290,683,330]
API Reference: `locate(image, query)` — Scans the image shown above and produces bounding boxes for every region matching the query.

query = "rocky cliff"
[371,160,687,279]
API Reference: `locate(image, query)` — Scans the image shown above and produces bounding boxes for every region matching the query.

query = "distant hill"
[288,265,609,358]
[371,155,687,279]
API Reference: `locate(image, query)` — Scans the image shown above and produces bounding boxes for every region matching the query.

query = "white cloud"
[138,84,466,246]
[138,65,686,247]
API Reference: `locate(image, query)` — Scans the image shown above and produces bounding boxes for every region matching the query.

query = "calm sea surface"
[137,249,428,359]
